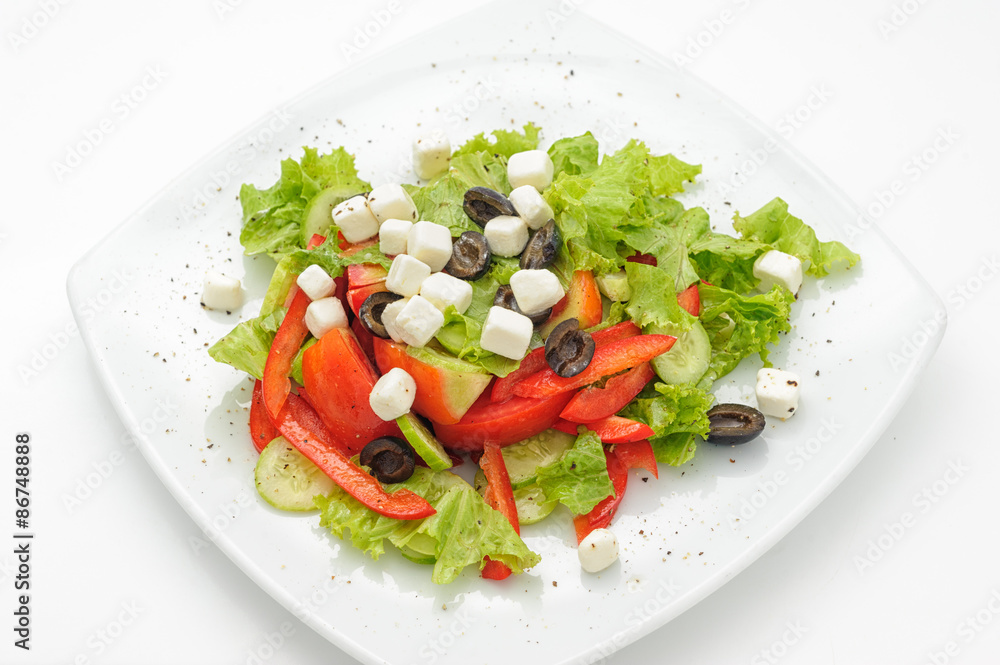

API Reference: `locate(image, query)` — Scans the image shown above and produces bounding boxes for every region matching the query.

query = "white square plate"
[68,3,946,663]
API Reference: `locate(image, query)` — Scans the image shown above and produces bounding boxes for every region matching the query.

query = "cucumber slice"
[501,429,575,489]
[299,186,360,246]
[474,470,557,525]
[255,437,336,511]
[398,533,437,564]
[650,320,711,385]
[396,413,453,471]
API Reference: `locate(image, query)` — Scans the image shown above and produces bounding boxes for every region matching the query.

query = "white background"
[2,0,998,663]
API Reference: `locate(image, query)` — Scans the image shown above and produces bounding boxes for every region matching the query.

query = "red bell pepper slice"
[273,392,434,520]
[612,440,658,479]
[552,416,655,443]
[677,283,700,317]
[249,379,279,454]
[512,334,676,399]
[573,447,628,543]
[350,316,378,368]
[302,327,403,456]
[559,362,655,423]
[491,321,642,403]
[480,442,519,580]
[263,288,311,421]
[307,234,327,250]
[432,391,574,452]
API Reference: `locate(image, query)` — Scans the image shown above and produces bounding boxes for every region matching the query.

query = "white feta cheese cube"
[480,306,533,360]
[753,250,803,295]
[595,270,631,302]
[407,221,453,272]
[483,215,529,258]
[385,254,431,297]
[367,183,418,224]
[201,272,243,311]
[395,295,445,348]
[296,264,336,301]
[508,185,554,230]
[378,218,412,256]
[331,195,380,243]
[509,269,565,316]
[507,150,554,191]
[304,297,348,339]
[755,368,801,420]
[412,132,451,180]
[578,528,619,573]
[369,367,417,421]
[381,297,410,343]
[419,272,473,314]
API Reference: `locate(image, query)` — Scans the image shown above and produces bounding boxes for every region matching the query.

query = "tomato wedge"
[553,416,655,443]
[612,440,658,479]
[249,379,279,453]
[677,283,700,317]
[573,447,627,543]
[491,321,642,403]
[560,362,655,423]
[263,288,311,421]
[302,327,403,455]
[274,392,434,520]
[512,334,676,399]
[432,391,574,451]
[307,234,327,250]
[480,442,518,580]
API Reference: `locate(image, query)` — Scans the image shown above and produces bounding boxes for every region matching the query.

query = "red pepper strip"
[491,321,642,404]
[512,334,676,399]
[263,288,311,421]
[480,442,518,580]
[573,447,628,543]
[560,362,655,423]
[249,379,279,454]
[307,234,327,250]
[289,388,347,455]
[274,392,435,520]
[676,283,700,317]
[552,416,655,444]
[612,440,658,479]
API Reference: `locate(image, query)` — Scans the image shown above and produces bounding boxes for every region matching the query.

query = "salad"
[207,123,859,584]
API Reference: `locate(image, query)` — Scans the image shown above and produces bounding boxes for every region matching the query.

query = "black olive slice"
[444,231,492,281]
[463,187,517,227]
[544,318,595,378]
[520,220,560,270]
[494,284,551,326]
[706,404,766,445]
[359,291,403,339]
[360,436,415,483]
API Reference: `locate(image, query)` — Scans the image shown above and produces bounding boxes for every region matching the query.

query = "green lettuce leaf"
[619,207,710,291]
[623,262,695,332]
[696,283,795,390]
[619,383,713,466]
[208,309,285,379]
[547,132,600,176]
[239,147,368,259]
[689,233,770,294]
[452,123,541,159]
[315,468,540,584]
[535,429,614,515]
[733,198,860,277]
[646,153,702,197]
[408,151,510,237]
